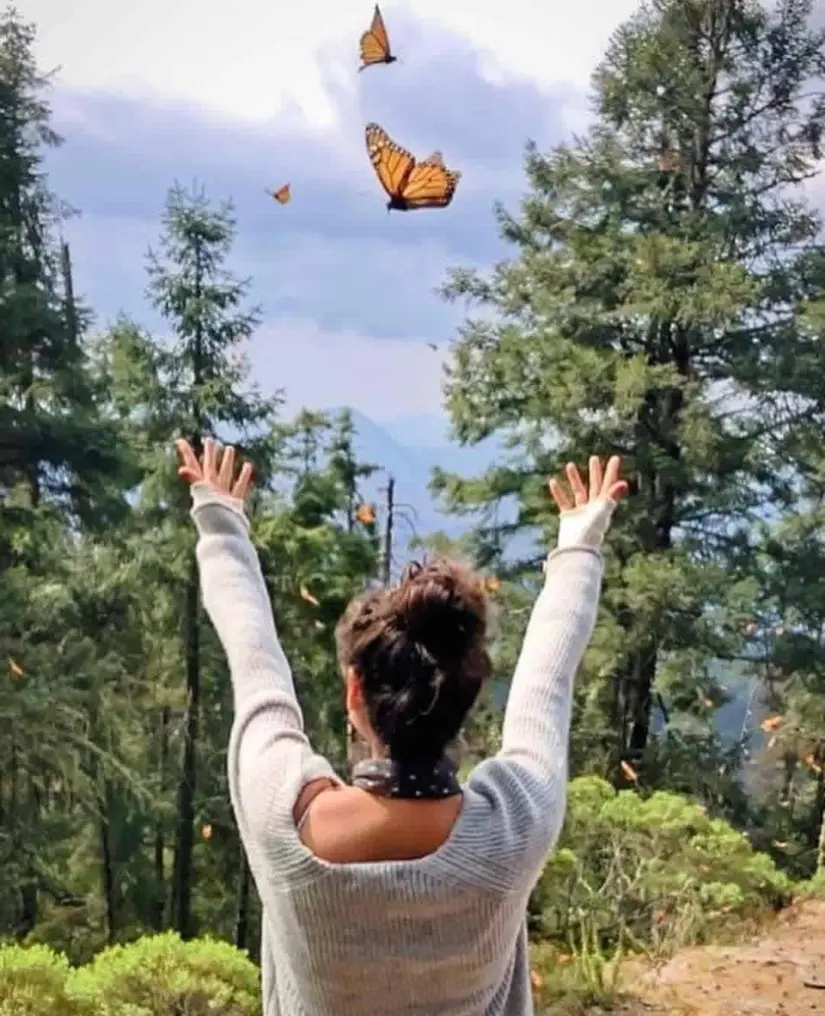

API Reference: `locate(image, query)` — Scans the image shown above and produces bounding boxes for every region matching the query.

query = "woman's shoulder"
[463,756,564,856]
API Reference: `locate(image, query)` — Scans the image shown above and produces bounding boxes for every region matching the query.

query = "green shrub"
[22,901,109,969]
[65,932,260,1016]
[0,942,82,1016]
[796,867,825,898]
[532,776,793,955]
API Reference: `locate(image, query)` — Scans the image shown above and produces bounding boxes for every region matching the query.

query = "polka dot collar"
[351,756,461,799]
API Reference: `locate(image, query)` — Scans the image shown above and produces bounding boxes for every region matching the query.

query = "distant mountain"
[340,408,506,556]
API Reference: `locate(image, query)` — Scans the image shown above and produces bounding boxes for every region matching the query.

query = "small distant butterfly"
[359,4,396,70]
[657,149,683,173]
[267,184,291,205]
[365,123,461,212]
[355,502,377,525]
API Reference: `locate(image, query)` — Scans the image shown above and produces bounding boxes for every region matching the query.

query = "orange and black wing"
[359,5,393,68]
[365,122,415,201]
[269,183,291,204]
[400,157,461,209]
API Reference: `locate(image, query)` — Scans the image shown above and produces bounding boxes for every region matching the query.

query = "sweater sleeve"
[498,545,602,780]
[190,484,339,864]
[465,537,604,887]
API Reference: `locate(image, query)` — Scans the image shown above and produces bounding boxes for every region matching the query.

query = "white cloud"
[60,210,453,420]
[246,318,448,420]
[28,0,639,125]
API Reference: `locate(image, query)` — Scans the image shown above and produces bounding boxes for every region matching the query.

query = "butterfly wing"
[360,4,392,66]
[400,161,461,209]
[365,122,414,201]
[271,183,291,204]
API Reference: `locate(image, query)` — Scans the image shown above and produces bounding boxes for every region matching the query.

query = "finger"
[548,477,574,512]
[607,480,630,502]
[175,439,201,476]
[232,462,254,500]
[601,456,622,497]
[566,463,588,506]
[217,445,236,491]
[177,467,201,484]
[588,456,603,501]
[202,437,217,481]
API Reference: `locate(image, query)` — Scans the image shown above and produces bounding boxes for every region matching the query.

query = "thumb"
[606,480,629,502]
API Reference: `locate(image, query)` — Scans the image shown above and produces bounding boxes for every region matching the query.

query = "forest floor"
[589,898,825,1016]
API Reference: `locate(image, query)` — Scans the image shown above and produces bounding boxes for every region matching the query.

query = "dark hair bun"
[335,556,492,763]
[388,559,488,668]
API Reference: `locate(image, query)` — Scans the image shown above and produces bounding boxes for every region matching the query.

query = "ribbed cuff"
[556,499,615,550]
[542,544,603,573]
[190,483,250,534]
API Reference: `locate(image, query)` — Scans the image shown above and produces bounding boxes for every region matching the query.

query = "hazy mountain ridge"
[342,408,505,552]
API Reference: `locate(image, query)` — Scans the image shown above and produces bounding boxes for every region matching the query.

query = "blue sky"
[31,0,639,435]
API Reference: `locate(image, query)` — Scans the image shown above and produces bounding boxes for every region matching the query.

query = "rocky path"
[613,899,825,1016]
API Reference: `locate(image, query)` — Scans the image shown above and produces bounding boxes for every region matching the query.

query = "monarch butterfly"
[355,502,376,525]
[267,183,291,204]
[657,149,683,173]
[359,4,396,70]
[365,123,461,212]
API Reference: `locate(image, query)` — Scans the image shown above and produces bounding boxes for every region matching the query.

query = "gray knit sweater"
[191,484,607,1016]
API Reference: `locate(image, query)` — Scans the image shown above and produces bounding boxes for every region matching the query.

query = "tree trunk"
[626,640,658,758]
[98,785,117,943]
[170,556,201,939]
[15,881,37,940]
[60,240,78,346]
[619,375,682,766]
[234,847,251,951]
[815,768,825,874]
[152,705,170,930]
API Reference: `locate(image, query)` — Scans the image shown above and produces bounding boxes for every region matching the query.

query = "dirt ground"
[608,899,825,1016]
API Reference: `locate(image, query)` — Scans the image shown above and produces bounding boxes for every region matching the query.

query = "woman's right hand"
[548,456,628,550]
[176,437,254,503]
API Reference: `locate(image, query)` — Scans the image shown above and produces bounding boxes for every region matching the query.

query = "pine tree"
[143,183,279,939]
[0,6,124,538]
[0,7,133,938]
[745,282,825,874]
[435,0,825,794]
[260,410,379,766]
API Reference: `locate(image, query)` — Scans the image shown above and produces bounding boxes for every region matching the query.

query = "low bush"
[0,933,260,1016]
[0,942,82,1016]
[531,775,793,956]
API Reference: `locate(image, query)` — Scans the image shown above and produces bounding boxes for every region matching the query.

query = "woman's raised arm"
[485,457,628,860]
[177,438,338,851]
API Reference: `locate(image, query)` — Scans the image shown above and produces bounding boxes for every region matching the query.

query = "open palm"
[549,455,629,512]
[175,437,254,501]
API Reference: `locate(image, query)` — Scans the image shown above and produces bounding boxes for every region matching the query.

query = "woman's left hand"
[548,456,629,513]
[175,437,254,502]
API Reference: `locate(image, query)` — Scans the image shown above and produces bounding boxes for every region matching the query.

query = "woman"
[176,437,628,1016]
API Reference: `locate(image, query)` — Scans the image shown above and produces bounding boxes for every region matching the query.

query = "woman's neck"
[351,755,461,799]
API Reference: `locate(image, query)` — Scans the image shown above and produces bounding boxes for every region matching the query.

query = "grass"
[530,921,625,1015]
